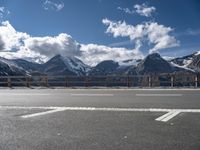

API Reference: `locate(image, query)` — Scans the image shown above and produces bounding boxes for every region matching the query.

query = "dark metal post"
[85,76,88,87]
[148,76,151,87]
[127,76,130,87]
[65,76,68,87]
[44,76,48,87]
[7,77,11,87]
[195,75,198,88]
[105,76,108,87]
[171,76,174,88]
[26,77,30,87]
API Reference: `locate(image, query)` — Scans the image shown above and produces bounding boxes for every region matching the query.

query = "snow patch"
[170,62,195,72]
[195,50,200,56]
[60,56,90,75]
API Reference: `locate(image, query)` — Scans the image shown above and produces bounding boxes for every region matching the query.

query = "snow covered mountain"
[171,51,200,72]
[89,60,120,76]
[13,59,41,72]
[0,52,199,76]
[0,57,28,76]
[135,53,189,75]
[41,55,90,76]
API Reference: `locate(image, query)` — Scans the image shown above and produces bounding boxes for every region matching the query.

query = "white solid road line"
[136,94,182,97]
[0,106,200,122]
[70,93,114,97]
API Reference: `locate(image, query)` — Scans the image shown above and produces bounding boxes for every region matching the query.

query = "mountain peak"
[136,53,184,75]
[89,60,119,76]
[42,54,90,76]
[146,53,162,60]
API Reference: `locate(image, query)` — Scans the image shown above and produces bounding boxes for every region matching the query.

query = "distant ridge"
[0,51,200,76]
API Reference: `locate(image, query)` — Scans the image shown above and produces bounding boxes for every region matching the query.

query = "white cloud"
[0,21,29,51]
[24,33,81,59]
[102,18,179,53]
[80,44,143,66]
[0,20,143,65]
[43,0,64,11]
[0,6,10,20]
[117,7,134,15]
[134,3,156,17]
[0,7,5,12]
[117,3,155,17]
[102,18,144,40]
[186,29,200,36]
[146,22,180,53]
[0,21,80,63]
[0,35,5,50]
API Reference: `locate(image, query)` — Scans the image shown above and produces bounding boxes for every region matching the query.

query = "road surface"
[0,88,200,150]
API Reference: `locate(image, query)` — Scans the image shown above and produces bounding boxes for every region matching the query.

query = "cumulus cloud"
[0,20,143,65]
[24,33,81,59]
[0,36,5,50]
[80,44,143,66]
[102,18,179,53]
[146,22,180,53]
[134,3,156,17]
[43,0,64,11]
[0,21,29,51]
[117,3,155,17]
[0,21,81,63]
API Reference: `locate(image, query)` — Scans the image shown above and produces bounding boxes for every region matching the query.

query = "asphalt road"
[0,88,200,150]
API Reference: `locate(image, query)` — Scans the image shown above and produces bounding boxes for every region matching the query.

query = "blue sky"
[0,0,200,65]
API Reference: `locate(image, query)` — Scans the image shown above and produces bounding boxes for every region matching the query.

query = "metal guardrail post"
[85,77,86,87]
[45,76,48,87]
[148,76,151,87]
[85,77,88,87]
[7,77,11,87]
[171,76,174,88]
[26,77,30,87]
[127,76,130,87]
[105,76,107,87]
[65,76,68,87]
[195,75,198,88]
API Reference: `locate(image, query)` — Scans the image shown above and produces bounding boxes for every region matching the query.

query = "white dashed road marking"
[0,106,200,122]
[70,94,114,97]
[21,108,67,118]
[155,110,181,122]
[136,94,182,97]
[0,93,51,96]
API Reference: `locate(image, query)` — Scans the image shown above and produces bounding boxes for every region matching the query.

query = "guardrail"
[0,73,199,88]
